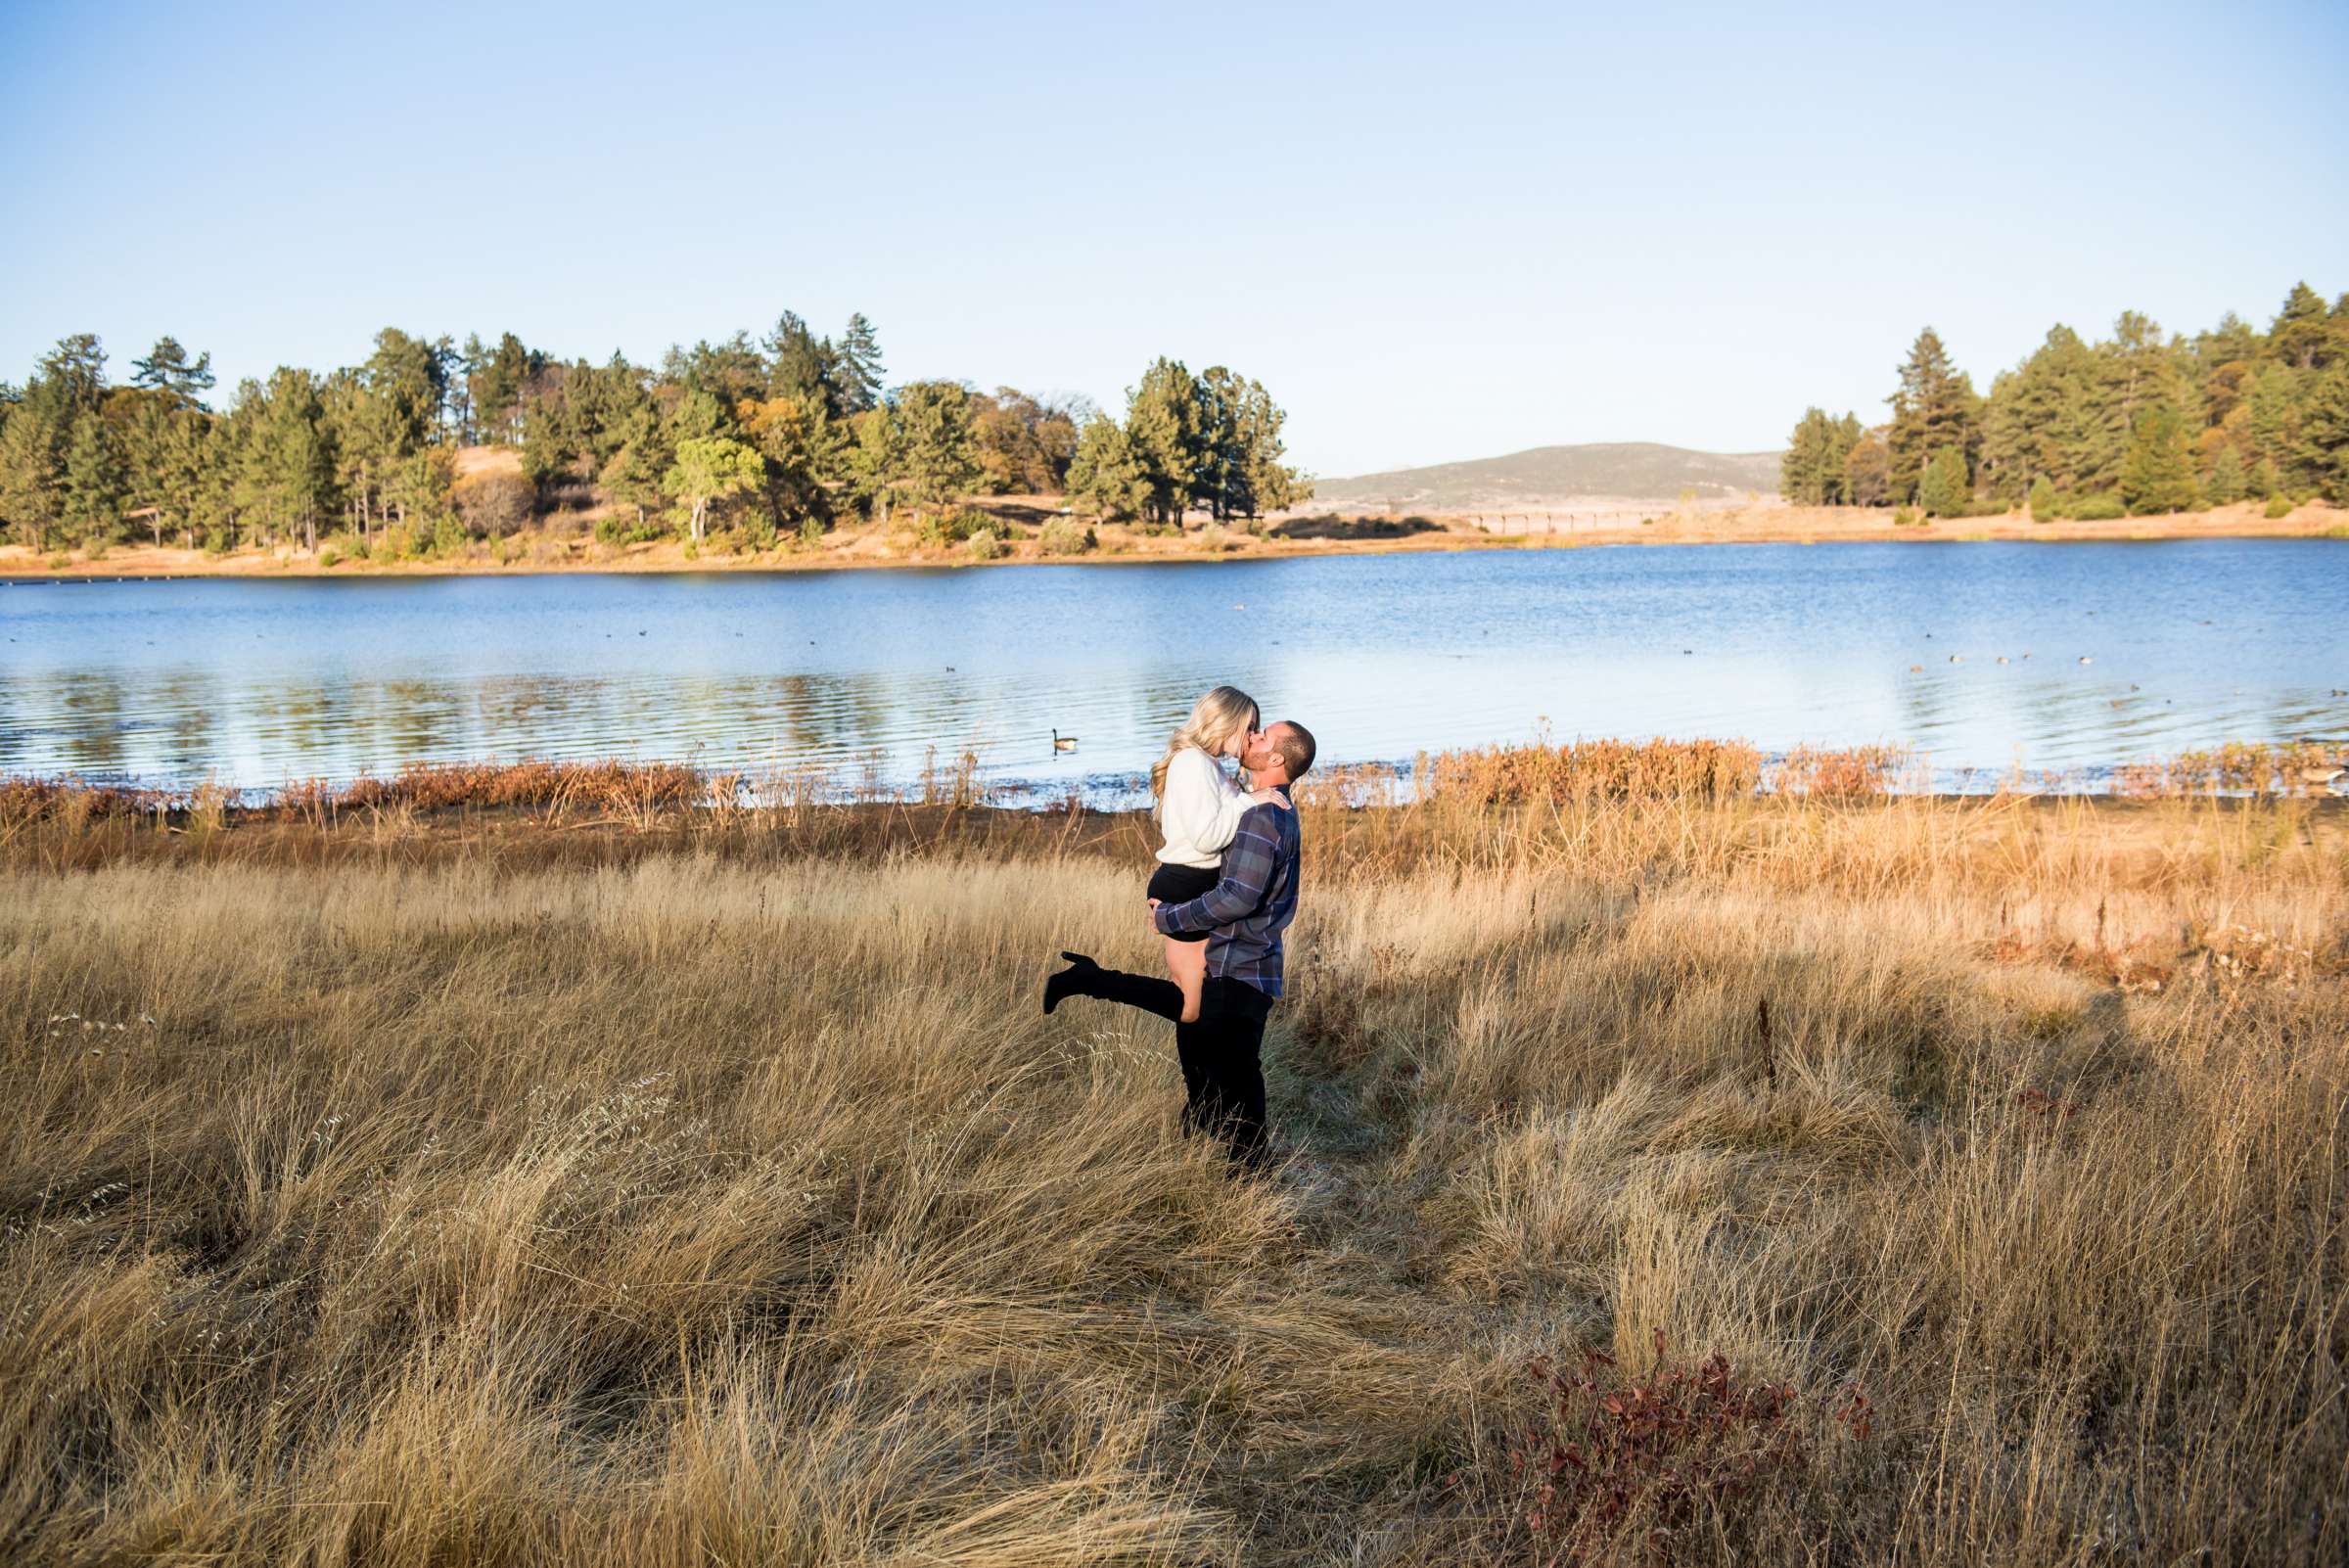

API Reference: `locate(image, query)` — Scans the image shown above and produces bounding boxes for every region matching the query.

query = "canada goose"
[1052,729,1078,752]
[1949,654,1963,664]
[2078,656,2094,665]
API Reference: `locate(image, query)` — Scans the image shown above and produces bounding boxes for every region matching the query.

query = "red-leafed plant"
[1487,1330,1864,1563]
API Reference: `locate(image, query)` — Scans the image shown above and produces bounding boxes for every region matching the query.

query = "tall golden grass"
[1,750,2343,1564]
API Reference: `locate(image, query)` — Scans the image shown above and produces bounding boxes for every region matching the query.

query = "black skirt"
[1146,861,1220,943]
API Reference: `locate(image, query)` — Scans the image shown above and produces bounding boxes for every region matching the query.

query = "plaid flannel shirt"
[1152,787,1300,998]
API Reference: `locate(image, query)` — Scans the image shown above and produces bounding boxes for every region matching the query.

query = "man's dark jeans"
[1067,967,1272,1167]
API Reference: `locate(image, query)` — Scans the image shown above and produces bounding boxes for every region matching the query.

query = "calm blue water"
[2,541,2344,796]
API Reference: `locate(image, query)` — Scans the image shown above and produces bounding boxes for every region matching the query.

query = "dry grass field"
[2,758,2344,1565]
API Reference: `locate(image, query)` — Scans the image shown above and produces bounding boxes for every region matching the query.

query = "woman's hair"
[1149,685,1260,801]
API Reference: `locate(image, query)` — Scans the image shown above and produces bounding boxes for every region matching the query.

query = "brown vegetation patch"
[0,753,2343,1562]
[1271,514,1453,541]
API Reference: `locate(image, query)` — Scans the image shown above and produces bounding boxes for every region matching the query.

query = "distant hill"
[1305,442,1783,512]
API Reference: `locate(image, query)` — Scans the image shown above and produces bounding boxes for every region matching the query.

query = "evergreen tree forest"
[1063,359,1311,527]
[0,315,1310,559]
[1780,282,2349,518]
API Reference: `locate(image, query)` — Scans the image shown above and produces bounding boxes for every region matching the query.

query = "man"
[1043,719,1316,1169]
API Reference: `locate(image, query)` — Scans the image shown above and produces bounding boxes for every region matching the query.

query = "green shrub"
[920,507,995,546]
[2264,495,2294,520]
[797,516,825,549]
[1918,448,1970,517]
[2027,477,2062,522]
[1037,517,1095,556]
[595,514,667,546]
[318,547,341,569]
[963,527,1003,562]
[2068,491,2126,522]
[1891,505,1923,528]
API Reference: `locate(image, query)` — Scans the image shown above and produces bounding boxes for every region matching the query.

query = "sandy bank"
[3,499,2340,581]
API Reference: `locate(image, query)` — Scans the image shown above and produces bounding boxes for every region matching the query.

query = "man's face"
[1243,723,1287,779]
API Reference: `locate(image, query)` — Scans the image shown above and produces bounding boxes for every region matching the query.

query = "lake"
[3,540,2344,798]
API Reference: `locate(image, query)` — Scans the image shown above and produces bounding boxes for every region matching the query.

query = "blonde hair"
[1149,685,1260,802]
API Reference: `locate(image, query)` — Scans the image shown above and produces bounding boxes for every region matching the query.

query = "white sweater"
[1155,746,1251,868]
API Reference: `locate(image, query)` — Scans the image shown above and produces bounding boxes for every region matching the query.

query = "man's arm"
[1154,807,1279,936]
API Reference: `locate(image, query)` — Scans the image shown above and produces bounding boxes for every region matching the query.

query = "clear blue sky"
[3,0,2343,478]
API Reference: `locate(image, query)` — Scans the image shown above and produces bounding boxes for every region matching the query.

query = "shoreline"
[3,499,2341,581]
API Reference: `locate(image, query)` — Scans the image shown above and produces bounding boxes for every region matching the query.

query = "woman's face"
[1221,715,1262,759]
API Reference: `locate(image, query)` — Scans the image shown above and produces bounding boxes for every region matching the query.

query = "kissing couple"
[1043,686,1314,1172]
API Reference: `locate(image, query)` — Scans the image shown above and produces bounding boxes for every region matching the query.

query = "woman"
[1148,685,1288,1022]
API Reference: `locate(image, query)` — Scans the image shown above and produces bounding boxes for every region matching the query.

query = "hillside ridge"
[1308,440,1783,510]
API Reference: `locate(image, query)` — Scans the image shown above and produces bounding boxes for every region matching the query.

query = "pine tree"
[1981,328,2094,500]
[1918,446,1969,517]
[832,313,886,415]
[2295,364,2349,503]
[520,398,577,490]
[2243,365,2305,488]
[2270,281,2329,370]
[2204,445,2247,506]
[1125,358,1205,527]
[738,392,840,523]
[0,401,64,549]
[471,333,542,444]
[845,404,901,523]
[129,336,216,409]
[36,335,108,407]
[448,335,484,443]
[1233,377,1308,518]
[61,411,127,545]
[763,312,833,406]
[1886,329,1979,503]
[1063,416,1149,522]
[249,368,338,550]
[2077,311,2191,495]
[599,408,672,528]
[891,381,981,514]
[2118,404,2198,514]
[1194,367,1246,520]
[1779,408,1836,504]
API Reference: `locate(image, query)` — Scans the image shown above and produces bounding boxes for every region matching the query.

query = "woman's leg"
[1043,951,1184,1020]
[1165,935,1208,1023]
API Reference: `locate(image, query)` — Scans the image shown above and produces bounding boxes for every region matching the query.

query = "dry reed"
[0,755,2343,1564]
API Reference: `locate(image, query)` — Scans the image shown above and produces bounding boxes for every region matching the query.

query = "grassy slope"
[1309,442,1786,510]
[2,791,2344,1564]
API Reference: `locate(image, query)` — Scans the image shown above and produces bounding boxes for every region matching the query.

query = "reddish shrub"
[1472,1332,1863,1562]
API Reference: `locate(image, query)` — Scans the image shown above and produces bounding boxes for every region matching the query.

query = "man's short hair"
[1271,720,1316,781]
